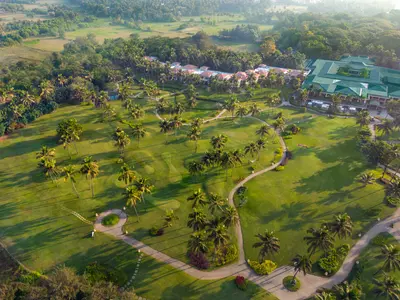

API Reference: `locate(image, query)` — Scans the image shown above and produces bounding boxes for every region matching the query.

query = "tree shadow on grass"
[0,135,57,160]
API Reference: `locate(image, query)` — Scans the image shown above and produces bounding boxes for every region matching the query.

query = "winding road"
[94,102,400,299]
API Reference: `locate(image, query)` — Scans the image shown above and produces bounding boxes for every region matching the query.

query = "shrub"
[235,276,247,291]
[288,124,301,134]
[283,136,293,140]
[275,148,283,155]
[281,131,292,137]
[0,123,6,136]
[101,214,120,226]
[84,262,108,283]
[275,166,284,171]
[189,252,210,270]
[216,245,238,266]
[318,254,339,274]
[337,244,350,257]
[372,235,388,246]
[18,271,42,284]
[283,276,300,291]
[248,260,277,275]
[386,196,400,207]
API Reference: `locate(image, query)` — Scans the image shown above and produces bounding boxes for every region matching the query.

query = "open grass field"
[0,45,51,66]
[0,87,280,298]
[348,233,400,298]
[235,110,396,266]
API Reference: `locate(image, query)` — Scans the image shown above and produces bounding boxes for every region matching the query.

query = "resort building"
[303,56,400,108]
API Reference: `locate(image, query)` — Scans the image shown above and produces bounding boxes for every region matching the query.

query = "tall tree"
[326,213,353,239]
[131,105,145,120]
[292,254,312,284]
[207,222,230,260]
[187,208,208,231]
[249,103,261,116]
[256,125,270,137]
[377,120,394,137]
[159,119,172,143]
[62,165,80,198]
[223,95,239,119]
[118,163,136,186]
[208,193,226,214]
[187,126,201,153]
[379,244,400,274]
[187,231,208,255]
[123,186,142,221]
[373,275,400,300]
[80,156,100,198]
[133,177,153,203]
[356,110,372,127]
[210,134,228,150]
[113,127,131,156]
[130,123,146,147]
[304,227,334,257]
[236,105,248,118]
[187,188,208,208]
[221,206,239,228]
[253,230,280,263]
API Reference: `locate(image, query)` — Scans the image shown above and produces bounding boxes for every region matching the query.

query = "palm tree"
[36,146,55,161]
[357,172,375,186]
[220,151,238,181]
[188,161,205,177]
[356,110,372,127]
[244,142,258,160]
[304,227,334,257]
[326,213,353,239]
[174,103,185,116]
[207,222,230,259]
[331,94,342,112]
[374,275,400,300]
[187,126,201,153]
[41,158,59,183]
[313,291,335,300]
[62,165,79,198]
[333,281,362,300]
[187,188,208,208]
[80,156,100,198]
[113,127,131,156]
[255,138,267,160]
[253,230,280,263]
[377,120,394,137]
[130,123,146,147]
[387,180,400,198]
[236,105,248,118]
[159,119,172,143]
[131,105,145,120]
[256,125,270,137]
[208,193,226,214]
[210,134,228,150]
[249,103,261,116]
[223,95,239,119]
[187,231,208,254]
[273,117,286,132]
[187,209,208,231]
[123,186,142,221]
[163,209,179,228]
[133,177,153,204]
[118,163,136,186]
[379,244,400,274]
[221,206,239,228]
[292,254,312,284]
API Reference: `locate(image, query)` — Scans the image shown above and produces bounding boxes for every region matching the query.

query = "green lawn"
[0,89,279,298]
[348,233,400,298]
[236,115,395,266]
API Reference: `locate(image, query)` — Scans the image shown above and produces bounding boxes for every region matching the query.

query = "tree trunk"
[195,140,198,153]
[133,205,140,222]
[71,181,80,198]
[74,141,78,154]
[382,165,388,179]
[90,177,94,198]
[292,270,299,284]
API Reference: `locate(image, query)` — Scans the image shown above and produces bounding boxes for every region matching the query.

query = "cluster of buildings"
[144,56,309,84]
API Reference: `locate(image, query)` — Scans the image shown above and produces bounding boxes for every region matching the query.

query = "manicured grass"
[236,116,395,266]
[347,233,400,298]
[102,214,120,226]
[283,276,300,292]
[24,37,68,52]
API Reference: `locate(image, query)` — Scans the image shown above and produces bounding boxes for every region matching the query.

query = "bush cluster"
[248,260,277,275]
[318,244,350,274]
[189,252,210,270]
[235,276,247,291]
[149,226,164,236]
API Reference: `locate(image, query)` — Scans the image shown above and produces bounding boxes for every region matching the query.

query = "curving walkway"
[93,108,400,299]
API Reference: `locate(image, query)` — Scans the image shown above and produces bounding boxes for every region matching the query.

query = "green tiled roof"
[303,56,400,99]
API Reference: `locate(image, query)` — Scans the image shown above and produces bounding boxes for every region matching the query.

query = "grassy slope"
[0,90,279,298]
[236,112,395,266]
[348,233,400,298]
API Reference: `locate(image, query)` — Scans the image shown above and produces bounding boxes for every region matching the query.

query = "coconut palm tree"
[255,138,267,160]
[387,180,400,198]
[236,105,248,118]
[131,105,145,120]
[133,177,153,203]
[187,189,208,208]
[249,103,261,116]
[374,275,400,300]
[256,125,270,137]
[208,193,226,214]
[223,95,239,119]
[244,142,258,160]
[273,117,286,132]
[313,291,335,300]
[113,127,131,156]
[379,244,400,274]
[221,206,239,228]
[326,213,353,239]
[377,120,394,137]
[174,102,185,116]
[304,227,334,257]
[292,254,312,284]
[207,222,230,259]
[123,186,142,221]
[356,111,372,127]
[220,151,238,181]
[187,231,208,255]
[333,281,362,300]
[253,230,280,263]
[62,165,79,198]
[210,134,228,150]
[118,163,136,186]
[188,161,205,177]
[159,119,172,143]
[41,158,59,184]
[187,209,208,231]
[357,172,375,186]
[130,123,146,147]
[163,209,179,228]
[36,146,55,161]
[187,126,201,153]
[80,156,100,198]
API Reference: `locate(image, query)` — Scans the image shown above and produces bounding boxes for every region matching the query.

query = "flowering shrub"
[189,252,210,270]
[235,275,247,291]
[248,260,277,275]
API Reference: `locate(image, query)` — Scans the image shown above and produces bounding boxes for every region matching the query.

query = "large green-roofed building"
[303,56,400,107]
